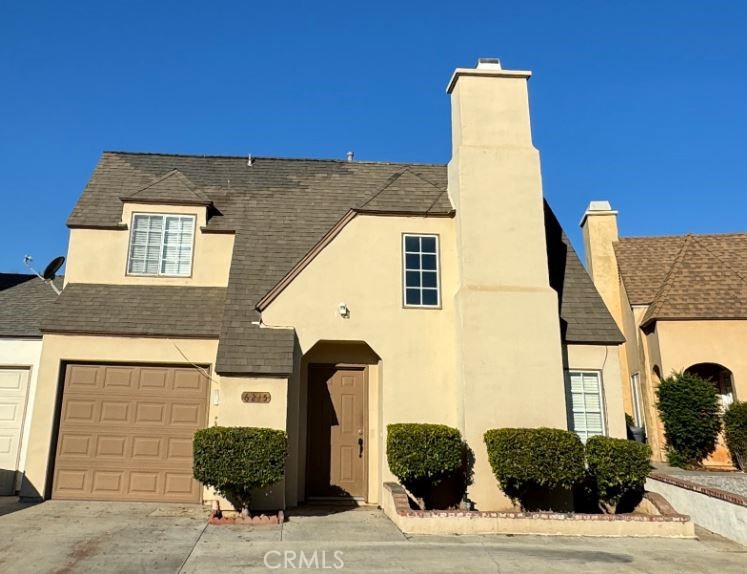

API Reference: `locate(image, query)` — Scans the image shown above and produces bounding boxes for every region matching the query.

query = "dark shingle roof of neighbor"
[0,274,63,337]
[615,233,747,328]
[54,151,622,374]
[41,283,226,339]
[544,205,625,345]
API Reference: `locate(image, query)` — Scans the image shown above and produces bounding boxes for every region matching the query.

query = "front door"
[306,365,367,500]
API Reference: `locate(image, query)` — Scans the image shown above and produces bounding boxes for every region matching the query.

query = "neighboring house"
[22,60,624,511]
[0,273,62,495]
[582,201,746,466]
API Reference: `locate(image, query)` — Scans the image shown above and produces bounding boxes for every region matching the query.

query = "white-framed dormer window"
[566,370,606,443]
[402,234,440,308]
[127,213,195,277]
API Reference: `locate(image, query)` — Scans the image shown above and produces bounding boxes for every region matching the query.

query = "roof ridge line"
[618,231,747,241]
[105,150,447,167]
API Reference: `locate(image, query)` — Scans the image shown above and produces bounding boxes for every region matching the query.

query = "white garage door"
[0,368,30,495]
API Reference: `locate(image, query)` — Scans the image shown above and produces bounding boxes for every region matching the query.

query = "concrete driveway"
[1,498,745,573]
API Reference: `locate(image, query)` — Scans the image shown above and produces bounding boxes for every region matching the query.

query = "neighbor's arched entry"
[685,362,736,468]
[684,363,736,409]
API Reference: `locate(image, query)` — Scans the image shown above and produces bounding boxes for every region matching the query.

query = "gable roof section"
[639,234,747,327]
[41,283,226,339]
[614,235,686,305]
[0,273,63,338]
[121,169,212,206]
[544,204,625,345]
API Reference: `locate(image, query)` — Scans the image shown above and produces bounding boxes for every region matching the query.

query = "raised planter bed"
[382,482,694,538]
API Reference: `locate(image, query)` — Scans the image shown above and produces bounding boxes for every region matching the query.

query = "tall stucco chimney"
[448,60,567,510]
[580,201,632,412]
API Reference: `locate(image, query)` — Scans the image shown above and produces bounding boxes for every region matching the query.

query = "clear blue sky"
[2,1,746,272]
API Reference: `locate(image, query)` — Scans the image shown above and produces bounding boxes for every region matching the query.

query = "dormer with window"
[64,167,234,287]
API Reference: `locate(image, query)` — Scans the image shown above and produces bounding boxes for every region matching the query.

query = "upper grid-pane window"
[403,234,440,308]
[566,370,606,443]
[127,214,195,277]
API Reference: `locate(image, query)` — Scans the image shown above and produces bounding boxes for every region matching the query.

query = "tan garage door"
[52,364,209,502]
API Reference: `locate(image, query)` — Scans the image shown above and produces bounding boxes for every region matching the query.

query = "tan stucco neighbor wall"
[65,203,234,287]
[564,344,626,439]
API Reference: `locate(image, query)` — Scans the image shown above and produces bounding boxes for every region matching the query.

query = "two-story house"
[21,60,625,511]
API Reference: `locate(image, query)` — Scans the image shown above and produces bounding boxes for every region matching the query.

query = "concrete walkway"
[1,500,745,573]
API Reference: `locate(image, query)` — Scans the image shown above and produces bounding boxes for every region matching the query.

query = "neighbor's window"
[127,214,195,276]
[566,370,606,443]
[630,373,645,428]
[403,234,440,307]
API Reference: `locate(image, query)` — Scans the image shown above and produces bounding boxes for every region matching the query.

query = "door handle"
[358,437,364,458]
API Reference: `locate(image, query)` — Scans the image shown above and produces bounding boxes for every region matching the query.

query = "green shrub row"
[193,426,287,513]
[385,424,652,513]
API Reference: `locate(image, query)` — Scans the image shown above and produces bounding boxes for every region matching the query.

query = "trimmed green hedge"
[586,435,652,512]
[193,426,287,512]
[656,372,721,467]
[724,401,747,470]
[483,428,585,507]
[387,423,466,508]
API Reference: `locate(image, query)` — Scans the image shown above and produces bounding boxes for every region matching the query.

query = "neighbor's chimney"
[447,59,567,512]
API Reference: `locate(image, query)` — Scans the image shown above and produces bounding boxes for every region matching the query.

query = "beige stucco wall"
[262,214,458,506]
[65,203,234,287]
[564,344,626,439]
[0,338,43,490]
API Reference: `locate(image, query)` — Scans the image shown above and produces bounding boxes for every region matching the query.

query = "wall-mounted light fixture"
[338,302,350,319]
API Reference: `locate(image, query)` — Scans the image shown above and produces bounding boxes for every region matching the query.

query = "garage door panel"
[62,399,98,424]
[102,367,136,390]
[53,363,208,503]
[65,365,100,390]
[58,434,93,457]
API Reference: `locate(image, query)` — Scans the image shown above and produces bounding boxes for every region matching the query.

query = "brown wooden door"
[52,364,209,502]
[306,365,367,499]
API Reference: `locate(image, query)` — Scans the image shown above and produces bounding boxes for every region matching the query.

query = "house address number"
[242,391,271,404]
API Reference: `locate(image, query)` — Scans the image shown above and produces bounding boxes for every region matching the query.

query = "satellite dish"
[43,256,65,281]
[22,255,64,295]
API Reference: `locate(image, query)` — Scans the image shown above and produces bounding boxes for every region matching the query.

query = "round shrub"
[723,401,747,470]
[656,371,721,468]
[483,428,585,508]
[193,426,287,512]
[585,435,652,513]
[387,423,465,508]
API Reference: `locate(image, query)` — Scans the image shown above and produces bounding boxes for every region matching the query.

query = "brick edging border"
[649,472,747,508]
[383,482,689,523]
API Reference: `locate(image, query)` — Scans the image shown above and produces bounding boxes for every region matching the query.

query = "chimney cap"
[446,62,532,94]
[580,200,618,227]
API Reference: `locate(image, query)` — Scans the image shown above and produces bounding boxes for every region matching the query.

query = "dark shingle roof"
[614,236,687,305]
[0,274,63,338]
[41,283,226,339]
[65,151,623,374]
[545,204,625,345]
